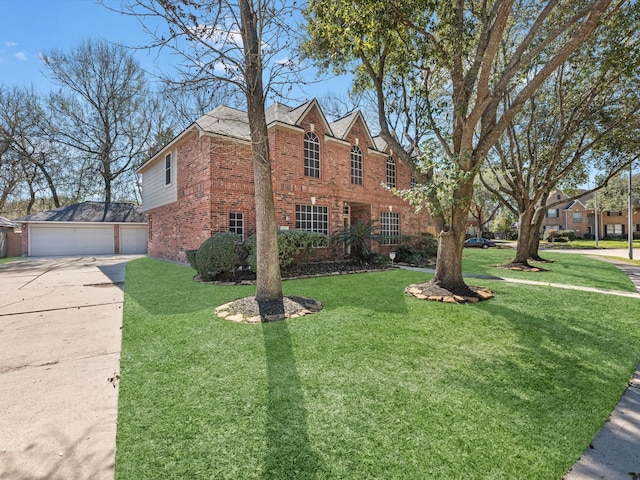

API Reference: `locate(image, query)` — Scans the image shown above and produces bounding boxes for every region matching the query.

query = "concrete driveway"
[0,255,140,480]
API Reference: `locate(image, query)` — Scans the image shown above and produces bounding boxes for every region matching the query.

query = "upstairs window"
[351,146,363,185]
[572,211,583,223]
[304,132,320,178]
[546,208,559,218]
[386,156,396,189]
[165,152,172,186]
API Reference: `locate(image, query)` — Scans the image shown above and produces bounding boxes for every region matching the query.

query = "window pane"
[165,153,171,185]
[351,146,363,185]
[386,156,396,189]
[229,212,244,241]
[380,211,400,245]
[295,204,328,235]
[304,132,320,178]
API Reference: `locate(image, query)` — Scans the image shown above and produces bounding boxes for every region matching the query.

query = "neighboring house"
[0,216,20,258]
[138,98,433,262]
[16,201,148,256]
[541,190,640,239]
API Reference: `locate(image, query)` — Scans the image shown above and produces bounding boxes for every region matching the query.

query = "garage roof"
[15,202,147,224]
[0,216,18,228]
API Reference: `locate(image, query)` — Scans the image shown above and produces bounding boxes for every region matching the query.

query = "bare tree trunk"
[240,0,283,303]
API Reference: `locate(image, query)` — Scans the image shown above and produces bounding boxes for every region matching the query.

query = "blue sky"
[0,0,350,104]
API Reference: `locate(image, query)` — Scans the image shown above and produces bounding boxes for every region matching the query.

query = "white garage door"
[30,224,114,256]
[120,226,148,254]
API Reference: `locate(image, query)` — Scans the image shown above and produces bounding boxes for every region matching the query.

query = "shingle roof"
[0,216,18,228]
[14,202,147,223]
[194,99,337,143]
[195,105,251,141]
[330,111,359,139]
[372,136,388,152]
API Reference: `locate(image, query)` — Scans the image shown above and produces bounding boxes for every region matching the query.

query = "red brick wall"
[147,133,215,262]
[147,106,433,262]
[20,224,28,256]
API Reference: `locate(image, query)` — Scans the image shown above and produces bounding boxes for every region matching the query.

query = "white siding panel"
[30,225,114,256]
[141,155,177,211]
[120,225,148,254]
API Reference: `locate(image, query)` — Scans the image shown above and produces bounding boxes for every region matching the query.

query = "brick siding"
[146,104,433,262]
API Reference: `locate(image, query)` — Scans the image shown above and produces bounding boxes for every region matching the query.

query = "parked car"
[464,237,497,249]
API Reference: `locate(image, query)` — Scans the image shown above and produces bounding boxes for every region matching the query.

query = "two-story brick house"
[541,190,640,239]
[138,99,433,262]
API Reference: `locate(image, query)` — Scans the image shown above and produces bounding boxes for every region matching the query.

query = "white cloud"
[14,51,27,61]
[5,41,18,47]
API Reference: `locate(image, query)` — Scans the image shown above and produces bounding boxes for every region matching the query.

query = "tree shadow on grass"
[262,318,320,479]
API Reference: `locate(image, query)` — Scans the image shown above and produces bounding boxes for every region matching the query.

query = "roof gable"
[329,110,377,148]
[15,202,147,223]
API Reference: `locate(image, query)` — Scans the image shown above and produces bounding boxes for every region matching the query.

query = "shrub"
[195,232,243,281]
[582,233,594,240]
[244,229,329,271]
[414,232,438,257]
[543,229,558,242]
[544,229,576,243]
[394,244,417,263]
[186,250,198,270]
[394,233,438,264]
[333,220,380,261]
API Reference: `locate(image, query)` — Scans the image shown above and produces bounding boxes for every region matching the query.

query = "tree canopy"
[305,0,619,297]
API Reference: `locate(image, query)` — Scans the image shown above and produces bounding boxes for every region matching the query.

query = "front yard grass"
[0,256,19,265]
[462,248,637,292]
[116,256,640,479]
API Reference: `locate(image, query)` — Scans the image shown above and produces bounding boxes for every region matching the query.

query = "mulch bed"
[196,260,394,285]
[405,282,495,304]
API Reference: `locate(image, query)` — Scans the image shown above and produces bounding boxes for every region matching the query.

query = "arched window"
[304,132,320,177]
[386,156,396,188]
[351,146,363,185]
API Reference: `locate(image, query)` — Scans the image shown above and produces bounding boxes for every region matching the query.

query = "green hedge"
[244,230,329,271]
[195,232,243,281]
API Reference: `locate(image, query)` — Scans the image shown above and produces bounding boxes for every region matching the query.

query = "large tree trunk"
[528,208,552,262]
[511,208,536,266]
[430,176,475,293]
[240,0,283,303]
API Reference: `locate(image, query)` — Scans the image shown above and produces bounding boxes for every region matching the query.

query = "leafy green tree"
[305,0,617,297]
[592,173,640,212]
[492,209,517,240]
[481,3,640,267]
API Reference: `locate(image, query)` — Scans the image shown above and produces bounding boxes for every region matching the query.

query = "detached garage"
[16,202,148,257]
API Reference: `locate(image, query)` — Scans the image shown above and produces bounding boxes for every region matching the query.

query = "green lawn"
[462,248,637,291]
[115,255,640,479]
[0,256,19,265]
[547,238,640,249]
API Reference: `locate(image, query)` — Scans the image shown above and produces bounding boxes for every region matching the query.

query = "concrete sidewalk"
[0,256,138,480]
[563,256,640,479]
